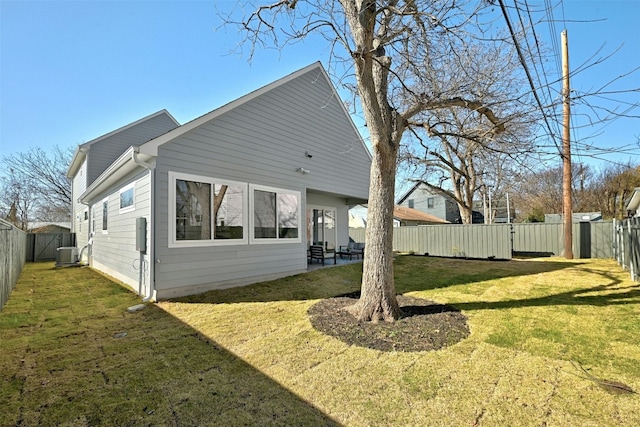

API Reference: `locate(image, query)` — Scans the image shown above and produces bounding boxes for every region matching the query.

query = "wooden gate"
[26,233,77,262]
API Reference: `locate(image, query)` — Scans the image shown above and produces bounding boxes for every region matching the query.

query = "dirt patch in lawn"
[308,292,470,352]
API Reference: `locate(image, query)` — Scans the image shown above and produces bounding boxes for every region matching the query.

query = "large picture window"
[250,184,301,243]
[176,178,211,240]
[169,172,247,247]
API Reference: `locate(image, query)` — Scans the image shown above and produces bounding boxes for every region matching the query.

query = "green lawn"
[1,257,639,426]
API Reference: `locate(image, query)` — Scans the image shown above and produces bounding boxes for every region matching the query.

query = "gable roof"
[138,62,370,159]
[28,222,72,233]
[396,181,424,204]
[393,206,450,224]
[396,181,458,205]
[77,62,370,205]
[66,109,179,178]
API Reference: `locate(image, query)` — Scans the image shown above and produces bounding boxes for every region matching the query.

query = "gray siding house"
[397,182,460,223]
[67,111,181,257]
[67,62,371,299]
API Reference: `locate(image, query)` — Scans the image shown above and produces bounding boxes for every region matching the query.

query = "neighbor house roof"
[544,212,602,223]
[27,222,71,232]
[393,206,449,224]
[396,181,424,204]
[396,181,450,205]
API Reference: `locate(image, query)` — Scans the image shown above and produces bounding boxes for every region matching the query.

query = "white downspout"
[132,148,156,302]
[78,200,93,266]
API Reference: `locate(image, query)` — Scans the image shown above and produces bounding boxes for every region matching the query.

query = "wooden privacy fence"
[26,233,77,262]
[349,221,614,260]
[0,219,27,312]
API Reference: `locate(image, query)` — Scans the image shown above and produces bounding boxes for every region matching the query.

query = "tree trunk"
[345,133,401,323]
[340,0,403,322]
[458,204,473,224]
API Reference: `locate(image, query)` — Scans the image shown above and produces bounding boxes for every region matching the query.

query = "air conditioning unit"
[56,247,79,267]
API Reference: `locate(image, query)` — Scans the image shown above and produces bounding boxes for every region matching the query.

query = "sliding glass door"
[307,206,336,251]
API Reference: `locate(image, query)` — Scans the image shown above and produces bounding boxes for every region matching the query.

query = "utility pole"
[488,189,493,224]
[562,29,573,259]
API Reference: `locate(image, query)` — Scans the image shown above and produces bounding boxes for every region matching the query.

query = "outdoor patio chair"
[308,244,336,265]
[338,241,364,259]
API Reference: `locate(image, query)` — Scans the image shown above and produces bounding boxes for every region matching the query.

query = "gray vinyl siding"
[87,113,178,186]
[152,67,369,296]
[90,171,151,291]
[156,69,369,196]
[72,160,89,256]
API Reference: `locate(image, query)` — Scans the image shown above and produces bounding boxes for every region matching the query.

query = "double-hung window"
[119,183,135,213]
[102,198,108,233]
[250,184,301,243]
[169,172,247,247]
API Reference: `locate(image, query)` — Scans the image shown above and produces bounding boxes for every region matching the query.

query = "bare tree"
[0,145,72,227]
[512,165,564,221]
[0,170,37,230]
[399,36,539,224]
[588,162,640,219]
[510,162,621,222]
[228,0,506,322]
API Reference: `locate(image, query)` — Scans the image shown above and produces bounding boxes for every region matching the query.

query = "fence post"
[626,218,637,280]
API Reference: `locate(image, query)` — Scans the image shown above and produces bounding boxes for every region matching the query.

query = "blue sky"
[1,0,638,171]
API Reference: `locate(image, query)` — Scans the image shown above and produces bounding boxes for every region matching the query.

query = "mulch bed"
[308,292,470,352]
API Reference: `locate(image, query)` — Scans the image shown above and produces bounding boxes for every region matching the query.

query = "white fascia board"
[78,147,155,205]
[625,187,640,212]
[66,145,88,179]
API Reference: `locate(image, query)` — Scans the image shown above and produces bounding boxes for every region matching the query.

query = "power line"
[497,0,562,156]
[519,1,563,140]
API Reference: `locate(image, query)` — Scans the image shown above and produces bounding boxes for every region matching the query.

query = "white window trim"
[101,197,109,234]
[91,205,96,237]
[119,183,136,214]
[249,183,302,244]
[168,171,248,248]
